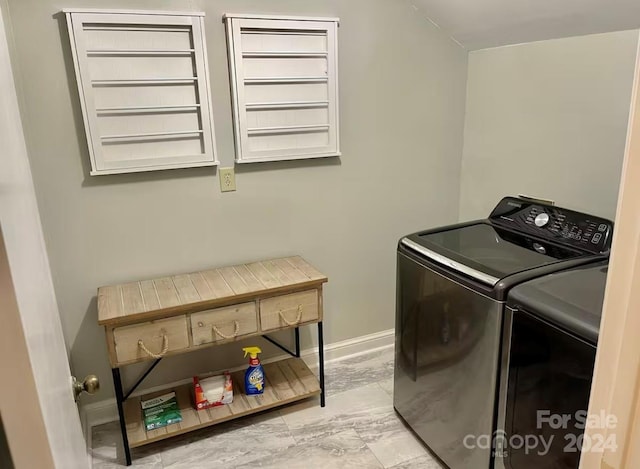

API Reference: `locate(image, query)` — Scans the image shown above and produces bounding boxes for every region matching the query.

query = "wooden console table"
[97,256,327,466]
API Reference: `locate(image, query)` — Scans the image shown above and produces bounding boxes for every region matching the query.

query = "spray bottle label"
[247,367,264,393]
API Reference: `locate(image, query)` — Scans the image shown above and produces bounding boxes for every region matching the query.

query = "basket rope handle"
[279,305,303,326]
[138,331,169,359]
[212,320,240,339]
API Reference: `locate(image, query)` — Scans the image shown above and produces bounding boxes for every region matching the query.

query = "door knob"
[73,374,100,401]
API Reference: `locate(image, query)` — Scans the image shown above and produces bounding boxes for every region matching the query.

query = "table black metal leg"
[294,327,301,358]
[112,368,132,466]
[317,321,325,407]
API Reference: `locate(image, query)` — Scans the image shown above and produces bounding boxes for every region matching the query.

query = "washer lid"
[405,222,588,286]
[508,263,608,343]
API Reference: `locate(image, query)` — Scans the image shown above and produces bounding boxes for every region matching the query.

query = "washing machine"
[495,262,608,469]
[394,196,613,469]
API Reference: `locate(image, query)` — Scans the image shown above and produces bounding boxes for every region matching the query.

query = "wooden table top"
[97,256,327,326]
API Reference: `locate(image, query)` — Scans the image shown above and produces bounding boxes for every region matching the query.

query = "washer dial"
[534,213,550,227]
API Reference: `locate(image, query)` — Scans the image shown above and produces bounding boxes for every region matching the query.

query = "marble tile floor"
[90,347,443,469]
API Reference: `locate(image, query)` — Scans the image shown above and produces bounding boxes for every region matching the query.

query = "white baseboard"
[304,328,395,364]
[81,328,394,438]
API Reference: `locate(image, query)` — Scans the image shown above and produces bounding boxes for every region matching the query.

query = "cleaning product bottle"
[242,346,265,395]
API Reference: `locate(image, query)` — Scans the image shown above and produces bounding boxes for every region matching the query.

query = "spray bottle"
[242,346,265,395]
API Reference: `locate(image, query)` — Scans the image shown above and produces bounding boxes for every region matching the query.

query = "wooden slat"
[218,266,251,294]
[99,285,124,321]
[172,274,201,304]
[96,104,201,114]
[285,256,326,281]
[244,76,327,84]
[246,124,330,136]
[97,288,110,321]
[242,51,328,58]
[92,77,197,85]
[101,129,203,142]
[262,361,295,400]
[87,48,196,56]
[234,264,264,292]
[239,391,262,411]
[123,395,146,444]
[287,357,319,392]
[189,272,217,301]
[245,100,329,110]
[259,374,280,407]
[146,425,168,440]
[227,373,251,415]
[278,360,306,395]
[152,277,181,309]
[127,389,167,444]
[230,371,261,410]
[201,401,232,422]
[121,282,145,314]
[260,260,293,285]
[126,358,319,448]
[236,370,277,410]
[271,258,308,283]
[245,261,281,288]
[201,269,235,298]
[139,280,161,311]
[174,385,201,428]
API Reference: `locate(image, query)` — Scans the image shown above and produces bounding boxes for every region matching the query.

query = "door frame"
[580,31,640,469]
[0,227,56,469]
[0,2,88,467]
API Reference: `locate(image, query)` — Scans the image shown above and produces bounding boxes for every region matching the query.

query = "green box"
[141,391,182,431]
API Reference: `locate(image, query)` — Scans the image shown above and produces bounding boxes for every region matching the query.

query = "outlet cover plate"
[219,167,236,192]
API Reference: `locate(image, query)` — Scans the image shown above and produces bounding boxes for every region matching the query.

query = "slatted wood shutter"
[64,10,218,175]
[224,15,340,163]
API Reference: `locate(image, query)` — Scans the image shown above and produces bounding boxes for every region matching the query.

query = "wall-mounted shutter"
[65,10,218,175]
[224,15,340,163]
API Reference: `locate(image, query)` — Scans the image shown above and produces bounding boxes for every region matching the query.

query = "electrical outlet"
[219,167,236,192]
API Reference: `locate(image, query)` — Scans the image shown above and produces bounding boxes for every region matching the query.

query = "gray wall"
[459,30,639,221]
[5,0,468,401]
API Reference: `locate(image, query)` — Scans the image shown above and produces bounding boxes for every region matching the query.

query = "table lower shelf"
[123,357,320,448]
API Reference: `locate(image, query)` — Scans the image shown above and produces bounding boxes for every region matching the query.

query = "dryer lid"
[508,262,608,343]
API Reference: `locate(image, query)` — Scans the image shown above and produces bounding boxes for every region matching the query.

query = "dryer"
[496,262,608,469]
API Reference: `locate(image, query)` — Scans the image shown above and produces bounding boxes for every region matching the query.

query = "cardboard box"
[141,391,182,430]
[193,372,233,410]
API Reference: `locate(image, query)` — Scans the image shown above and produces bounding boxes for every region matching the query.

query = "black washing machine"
[496,262,609,469]
[394,197,613,469]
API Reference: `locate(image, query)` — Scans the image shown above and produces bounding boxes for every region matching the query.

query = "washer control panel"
[489,197,613,254]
